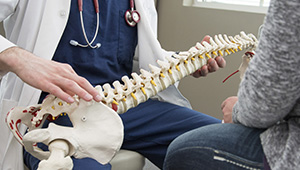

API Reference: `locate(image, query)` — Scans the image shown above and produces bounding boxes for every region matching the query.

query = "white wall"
[157,0,266,119]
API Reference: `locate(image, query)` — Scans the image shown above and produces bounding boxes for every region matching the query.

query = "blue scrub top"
[54,0,137,86]
[40,0,138,101]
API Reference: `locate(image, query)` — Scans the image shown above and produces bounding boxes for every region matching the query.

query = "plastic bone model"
[6,31,258,169]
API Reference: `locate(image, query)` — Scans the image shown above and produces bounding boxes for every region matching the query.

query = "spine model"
[99,31,258,114]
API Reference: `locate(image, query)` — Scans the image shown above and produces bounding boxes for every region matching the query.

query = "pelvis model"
[6,31,258,170]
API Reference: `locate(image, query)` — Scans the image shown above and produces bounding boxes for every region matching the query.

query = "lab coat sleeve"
[0,35,16,52]
[0,0,19,21]
[0,0,19,52]
[0,35,16,78]
[0,0,18,77]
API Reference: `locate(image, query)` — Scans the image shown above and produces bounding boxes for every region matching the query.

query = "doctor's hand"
[192,36,226,78]
[0,47,101,103]
[221,96,238,123]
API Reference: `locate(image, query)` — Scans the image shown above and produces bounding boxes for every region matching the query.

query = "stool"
[111,150,145,170]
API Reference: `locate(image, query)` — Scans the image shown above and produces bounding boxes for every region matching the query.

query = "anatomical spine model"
[6,31,258,170]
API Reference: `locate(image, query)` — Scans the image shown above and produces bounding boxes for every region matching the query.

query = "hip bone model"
[6,31,258,170]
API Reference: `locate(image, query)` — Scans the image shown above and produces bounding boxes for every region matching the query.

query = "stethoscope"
[125,0,141,27]
[70,0,140,49]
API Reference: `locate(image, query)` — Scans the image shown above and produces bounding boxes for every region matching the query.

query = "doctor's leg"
[120,99,221,169]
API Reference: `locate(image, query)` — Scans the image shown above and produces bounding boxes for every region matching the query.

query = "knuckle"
[48,86,59,95]
[62,79,86,97]
[64,79,76,88]
[77,76,88,85]
[61,63,71,68]
[58,63,74,73]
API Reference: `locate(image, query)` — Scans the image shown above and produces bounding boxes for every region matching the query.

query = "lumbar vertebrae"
[6,31,257,169]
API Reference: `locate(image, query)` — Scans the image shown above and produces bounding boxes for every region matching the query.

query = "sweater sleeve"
[232,0,300,128]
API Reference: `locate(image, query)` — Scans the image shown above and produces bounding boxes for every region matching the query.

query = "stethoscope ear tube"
[70,0,101,48]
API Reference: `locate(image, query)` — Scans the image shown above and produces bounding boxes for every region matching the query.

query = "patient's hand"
[192,36,226,78]
[0,47,101,103]
[221,96,238,123]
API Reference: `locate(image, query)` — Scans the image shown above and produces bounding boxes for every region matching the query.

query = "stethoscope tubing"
[71,0,140,48]
[78,0,99,13]
[79,11,100,48]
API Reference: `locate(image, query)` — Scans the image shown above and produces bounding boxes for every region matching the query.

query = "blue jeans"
[164,123,266,170]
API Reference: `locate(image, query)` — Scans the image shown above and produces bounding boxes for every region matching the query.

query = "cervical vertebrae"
[100,31,258,114]
[5,31,258,169]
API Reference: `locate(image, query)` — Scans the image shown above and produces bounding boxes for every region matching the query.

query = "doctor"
[0,0,225,169]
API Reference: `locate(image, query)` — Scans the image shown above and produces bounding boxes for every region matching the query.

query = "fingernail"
[67,97,75,103]
[84,94,93,101]
[95,95,102,101]
[217,57,223,63]
[201,70,207,77]
[209,60,216,65]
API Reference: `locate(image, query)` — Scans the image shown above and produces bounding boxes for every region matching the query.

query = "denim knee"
[164,146,264,170]
[164,124,265,170]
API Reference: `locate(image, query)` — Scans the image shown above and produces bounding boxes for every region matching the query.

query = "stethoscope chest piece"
[125,10,140,27]
[125,0,140,27]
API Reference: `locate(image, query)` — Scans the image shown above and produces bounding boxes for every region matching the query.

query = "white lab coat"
[0,0,191,169]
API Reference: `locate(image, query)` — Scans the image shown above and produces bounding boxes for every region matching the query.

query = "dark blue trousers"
[24,99,220,169]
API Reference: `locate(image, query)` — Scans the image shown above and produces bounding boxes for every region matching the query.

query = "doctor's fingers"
[201,35,211,43]
[56,73,101,103]
[192,58,223,77]
[45,76,97,103]
[215,56,226,68]
[66,75,102,102]
[191,65,209,78]
[191,56,226,78]
[43,83,76,103]
[42,63,101,103]
[207,57,226,72]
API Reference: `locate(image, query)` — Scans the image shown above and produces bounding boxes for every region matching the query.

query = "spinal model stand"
[6,31,257,169]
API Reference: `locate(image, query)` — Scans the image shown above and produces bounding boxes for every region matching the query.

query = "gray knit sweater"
[232,0,300,169]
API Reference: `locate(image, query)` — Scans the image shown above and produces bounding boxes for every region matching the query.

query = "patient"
[163,0,300,169]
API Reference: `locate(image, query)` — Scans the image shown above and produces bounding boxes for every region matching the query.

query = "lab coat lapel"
[135,0,167,71]
[32,0,71,60]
